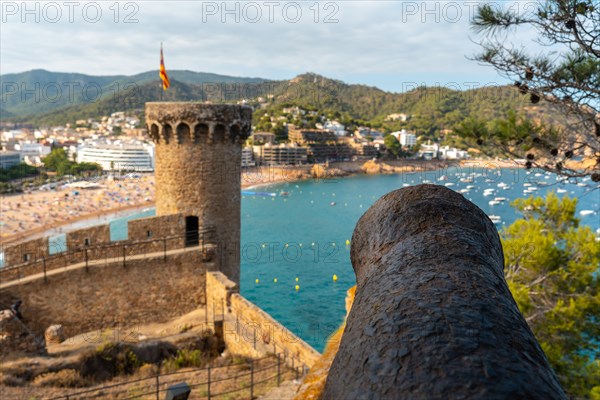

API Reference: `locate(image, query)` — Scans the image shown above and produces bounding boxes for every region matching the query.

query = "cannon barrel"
[322,185,566,400]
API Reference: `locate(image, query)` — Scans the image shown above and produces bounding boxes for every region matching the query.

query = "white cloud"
[0,1,519,90]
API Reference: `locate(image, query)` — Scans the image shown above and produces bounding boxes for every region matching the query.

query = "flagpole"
[160,42,163,101]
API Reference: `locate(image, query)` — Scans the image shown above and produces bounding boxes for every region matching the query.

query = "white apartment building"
[320,120,347,137]
[77,143,155,171]
[391,130,417,147]
[439,146,469,160]
[14,142,51,166]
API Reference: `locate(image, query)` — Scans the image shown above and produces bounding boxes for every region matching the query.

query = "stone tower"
[145,102,252,284]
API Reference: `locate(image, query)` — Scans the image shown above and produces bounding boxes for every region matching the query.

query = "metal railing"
[0,227,217,285]
[49,354,301,400]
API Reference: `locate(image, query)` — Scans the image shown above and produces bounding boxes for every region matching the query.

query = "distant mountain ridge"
[0,70,555,134]
[0,69,270,122]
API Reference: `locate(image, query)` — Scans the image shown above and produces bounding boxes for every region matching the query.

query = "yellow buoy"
[255,279,260,284]
[345,239,350,245]
[274,278,278,283]
[333,274,338,281]
[295,277,299,282]
[295,284,300,291]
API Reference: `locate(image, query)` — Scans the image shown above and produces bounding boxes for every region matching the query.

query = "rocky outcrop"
[44,325,65,345]
[0,309,46,358]
[322,185,566,400]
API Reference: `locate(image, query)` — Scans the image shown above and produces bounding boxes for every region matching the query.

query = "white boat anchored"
[488,215,502,224]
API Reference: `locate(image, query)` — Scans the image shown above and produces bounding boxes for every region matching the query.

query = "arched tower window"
[213,124,225,143]
[163,124,173,144]
[194,124,209,144]
[176,123,190,144]
[149,124,160,143]
[229,124,241,143]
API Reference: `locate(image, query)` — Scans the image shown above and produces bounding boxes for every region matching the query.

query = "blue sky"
[1,1,536,92]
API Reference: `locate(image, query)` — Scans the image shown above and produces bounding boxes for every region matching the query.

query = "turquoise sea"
[238,168,599,351]
[4,168,600,351]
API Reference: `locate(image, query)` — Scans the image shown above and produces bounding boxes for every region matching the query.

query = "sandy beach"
[0,175,155,244]
[0,159,515,245]
[0,166,313,245]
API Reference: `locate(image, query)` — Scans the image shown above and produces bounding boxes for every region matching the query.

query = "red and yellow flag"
[159,44,170,90]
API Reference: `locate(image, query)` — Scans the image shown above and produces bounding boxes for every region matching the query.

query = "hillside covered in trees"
[1,70,562,139]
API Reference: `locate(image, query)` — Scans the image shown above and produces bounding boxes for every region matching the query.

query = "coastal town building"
[347,138,379,158]
[355,127,384,142]
[251,132,275,145]
[418,143,440,160]
[288,126,337,144]
[252,143,307,165]
[438,146,469,160]
[391,129,417,147]
[77,142,155,171]
[1,130,28,142]
[306,142,353,162]
[287,125,353,161]
[417,143,469,160]
[14,142,51,166]
[317,120,347,136]
[385,113,410,122]
[400,131,417,147]
[0,150,21,169]
[241,147,255,167]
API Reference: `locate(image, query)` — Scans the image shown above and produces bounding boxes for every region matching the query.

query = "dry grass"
[1,354,298,400]
[32,369,86,388]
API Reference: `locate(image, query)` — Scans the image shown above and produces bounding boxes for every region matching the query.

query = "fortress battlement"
[146,102,252,145]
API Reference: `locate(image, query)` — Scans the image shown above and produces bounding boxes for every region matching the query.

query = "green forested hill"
[252,73,550,136]
[1,70,554,134]
[0,69,268,124]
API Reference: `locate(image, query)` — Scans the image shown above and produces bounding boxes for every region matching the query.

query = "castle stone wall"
[66,225,111,250]
[206,272,320,370]
[128,214,185,241]
[3,237,48,267]
[0,251,212,339]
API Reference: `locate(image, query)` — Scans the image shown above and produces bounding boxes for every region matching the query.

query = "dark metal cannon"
[323,185,566,400]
